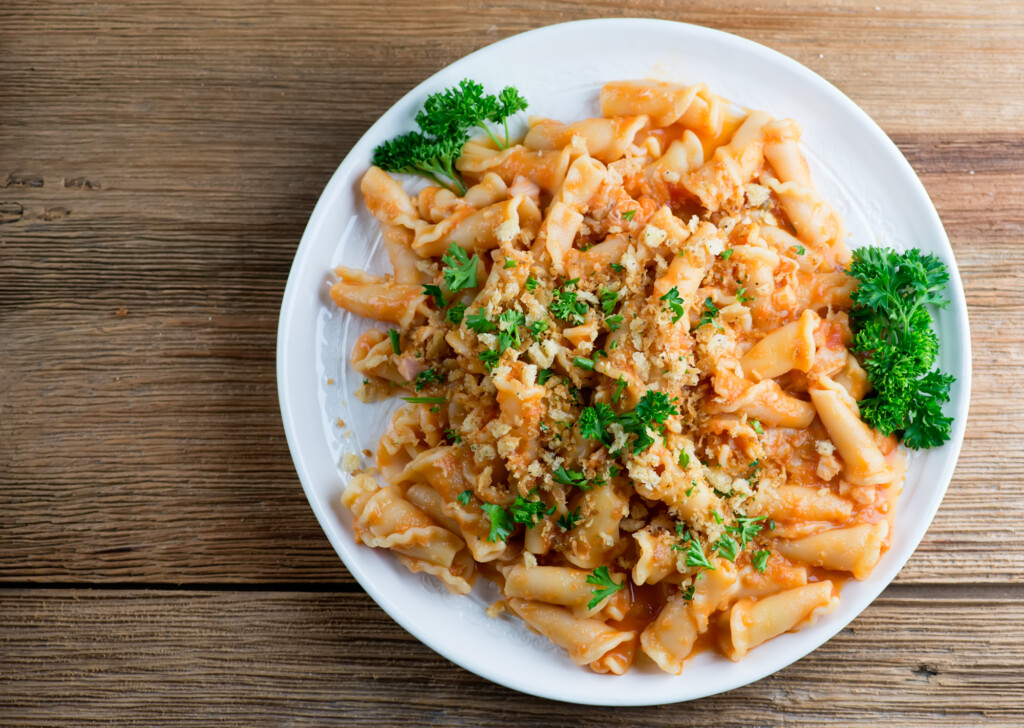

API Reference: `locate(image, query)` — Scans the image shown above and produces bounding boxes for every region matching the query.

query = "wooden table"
[2,1,1022,725]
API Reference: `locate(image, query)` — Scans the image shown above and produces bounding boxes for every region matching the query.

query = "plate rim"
[276,17,972,705]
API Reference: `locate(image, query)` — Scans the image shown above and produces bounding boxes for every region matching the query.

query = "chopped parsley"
[720,249,734,260]
[735,286,753,304]
[528,320,548,337]
[464,308,496,334]
[678,450,691,468]
[605,314,623,331]
[552,466,590,490]
[750,419,764,435]
[456,489,472,505]
[422,284,447,308]
[586,566,625,609]
[683,539,715,571]
[610,262,625,272]
[696,296,722,330]
[497,309,526,350]
[726,514,767,548]
[537,368,553,385]
[557,507,582,531]
[577,389,677,455]
[479,349,501,370]
[660,287,686,323]
[388,329,401,354]
[550,280,588,325]
[752,549,771,573]
[525,276,538,291]
[573,356,595,371]
[503,258,518,269]
[600,288,619,315]
[621,209,636,222]
[445,428,462,444]
[713,534,740,562]
[579,402,616,444]
[794,245,806,255]
[401,396,445,404]
[509,494,554,527]
[414,369,441,391]
[680,584,695,601]
[481,502,514,542]
[446,302,466,325]
[441,243,479,294]
[612,376,627,403]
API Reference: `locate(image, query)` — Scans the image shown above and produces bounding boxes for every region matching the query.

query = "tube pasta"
[775,521,889,580]
[332,78,911,677]
[507,598,635,667]
[718,580,838,660]
[809,376,893,486]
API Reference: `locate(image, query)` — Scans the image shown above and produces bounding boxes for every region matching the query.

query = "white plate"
[277,18,971,705]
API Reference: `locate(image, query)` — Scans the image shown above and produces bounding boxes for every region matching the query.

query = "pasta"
[330,79,905,675]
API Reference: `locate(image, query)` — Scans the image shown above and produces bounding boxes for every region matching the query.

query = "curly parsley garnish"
[849,247,955,449]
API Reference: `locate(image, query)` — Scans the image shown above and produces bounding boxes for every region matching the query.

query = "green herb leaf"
[684,539,715,571]
[573,356,595,371]
[586,566,625,609]
[441,243,479,294]
[726,514,767,548]
[848,246,955,449]
[509,495,553,527]
[557,507,581,531]
[621,209,636,222]
[550,281,588,325]
[372,131,467,195]
[552,466,590,490]
[752,549,771,573]
[697,296,722,330]
[414,369,441,391]
[388,329,401,355]
[600,288,619,315]
[422,284,447,308]
[660,287,686,323]
[446,302,466,325]
[401,396,446,404]
[456,489,472,505]
[713,534,740,562]
[464,308,496,334]
[481,502,514,542]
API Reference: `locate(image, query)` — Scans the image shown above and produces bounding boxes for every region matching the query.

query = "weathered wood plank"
[0,588,1021,727]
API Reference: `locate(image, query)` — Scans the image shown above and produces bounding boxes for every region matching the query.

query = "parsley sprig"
[374,79,528,194]
[849,247,955,449]
[416,79,527,151]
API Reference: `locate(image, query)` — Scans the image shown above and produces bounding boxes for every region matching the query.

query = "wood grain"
[1,0,1022,724]
[1,588,1022,727]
